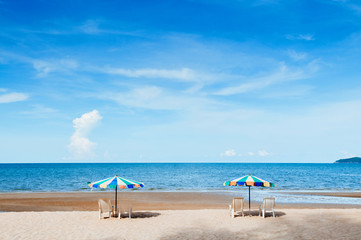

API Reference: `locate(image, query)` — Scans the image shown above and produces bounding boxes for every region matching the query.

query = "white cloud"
[286,34,315,41]
[0,91,28,103]
[248,152,255,156]
[68,110,102,160]
[0,88,7,92]
[221,149,236,157]
[258,150,270,157]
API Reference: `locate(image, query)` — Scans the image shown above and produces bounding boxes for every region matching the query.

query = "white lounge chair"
[229,197,245,218]
[98,199,113,219]
[258,197,276,218]
[118,202,133,219]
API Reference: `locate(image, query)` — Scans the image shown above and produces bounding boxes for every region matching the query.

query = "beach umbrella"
[224,174,276,214]
[88,175,144,214]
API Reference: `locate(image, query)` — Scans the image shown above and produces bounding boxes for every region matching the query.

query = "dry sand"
[0,192,360,239]
[1,209,361,240]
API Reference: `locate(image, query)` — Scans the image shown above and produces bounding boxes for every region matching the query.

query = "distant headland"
[334,157,361,163]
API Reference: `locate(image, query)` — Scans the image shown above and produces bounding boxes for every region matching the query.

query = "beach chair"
[229,197,245,218]
[98,199,113,219]
[258,197,276,218]
[118,202,133,219]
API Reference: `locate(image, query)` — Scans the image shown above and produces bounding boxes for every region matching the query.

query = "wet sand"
[286,191,361,198]
[0,191,360,212]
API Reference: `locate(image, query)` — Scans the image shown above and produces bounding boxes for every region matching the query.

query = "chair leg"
[129,207,132,219]
[99,210,101,220]
[231,210,235,218]
[262,209,265,218]
[272,209,275,218]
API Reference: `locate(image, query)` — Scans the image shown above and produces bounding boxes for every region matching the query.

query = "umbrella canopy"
[88,175,144,214]
[224,174,276,214]
[88,175,144,189]
[224,174,276,188]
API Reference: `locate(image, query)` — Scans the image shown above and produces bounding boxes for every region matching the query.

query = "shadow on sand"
[233,210,286,218]
[121,211,161,219]
[102,211,161,219]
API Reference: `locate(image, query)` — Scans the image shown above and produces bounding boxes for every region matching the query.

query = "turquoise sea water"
[0,163,360,204]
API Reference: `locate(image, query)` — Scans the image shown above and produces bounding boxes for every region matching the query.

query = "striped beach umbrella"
[88,175,144,214]
[224,174,276,213]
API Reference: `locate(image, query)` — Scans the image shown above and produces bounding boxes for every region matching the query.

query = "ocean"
[0,163,360,205]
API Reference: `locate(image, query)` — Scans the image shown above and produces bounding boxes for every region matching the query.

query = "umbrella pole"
[115,185,118,216]
[248,186,251,215]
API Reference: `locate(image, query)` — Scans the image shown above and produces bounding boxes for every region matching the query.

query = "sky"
[1,0,361,163]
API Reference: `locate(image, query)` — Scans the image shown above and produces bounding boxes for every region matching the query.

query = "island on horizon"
[334,157,361,163]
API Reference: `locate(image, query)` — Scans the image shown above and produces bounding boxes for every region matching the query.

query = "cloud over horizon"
[67,110,102,160]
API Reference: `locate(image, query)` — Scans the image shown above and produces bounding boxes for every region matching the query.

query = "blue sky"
[1,0,361,163]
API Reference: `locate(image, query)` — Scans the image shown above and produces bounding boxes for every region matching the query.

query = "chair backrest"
[98,199,111,212]
[233,198,244,211]
[262,198,275,210]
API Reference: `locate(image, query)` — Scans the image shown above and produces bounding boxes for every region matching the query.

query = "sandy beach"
[0,192,361,239]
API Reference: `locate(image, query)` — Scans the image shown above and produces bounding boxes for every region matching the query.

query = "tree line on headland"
[334,157,361,163]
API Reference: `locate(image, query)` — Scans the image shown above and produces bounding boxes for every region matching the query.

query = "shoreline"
[0,191,360,212]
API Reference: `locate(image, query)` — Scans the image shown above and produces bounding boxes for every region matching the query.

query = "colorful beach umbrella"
[224,174,276,214]
[88,175,144,214]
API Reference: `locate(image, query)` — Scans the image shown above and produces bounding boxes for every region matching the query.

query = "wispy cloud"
[97,85,218,111]
[20,104,57,118]
[102,67,196,81]
[288,50,308,61]
[286,34,315,41]
[67,110,102,160]
[349,4,361,14]
[340,151,355,158]
[258,150,270,157]
[260,85,313,99]
[214,63,308,96]
[32,59,78,77]
[220,149,236,157]
[76,19,141,36]
[79,20,102,34]
[325,0,361,14]
[0,51,78,77]
[0,90,28,103]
